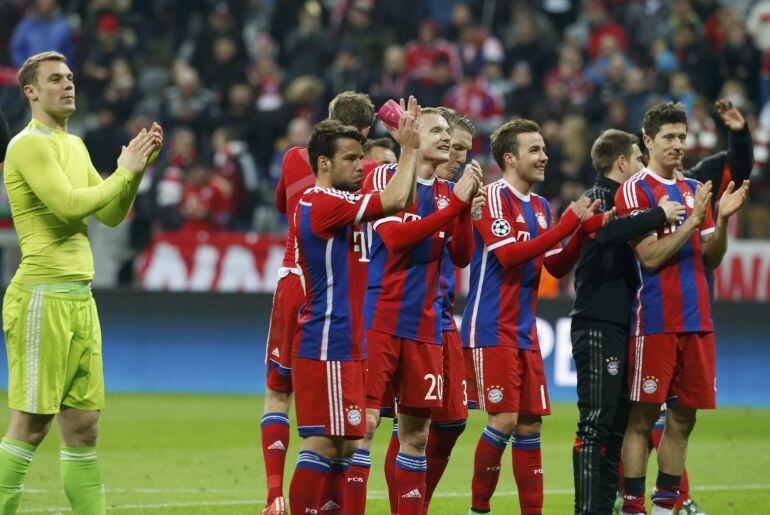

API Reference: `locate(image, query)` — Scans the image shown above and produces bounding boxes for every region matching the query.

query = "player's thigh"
[4,285,76,415]
[627,334,677,404]
[62,295,105,412]
[57,406,100,447]
[364,329,400,408]
[293,357,366,439]
[518,348,551,416]
[431,330,468,422]
[465,345,521,413]
[396,339,443,409]
[266,273,304,378]
[670,332,716,409]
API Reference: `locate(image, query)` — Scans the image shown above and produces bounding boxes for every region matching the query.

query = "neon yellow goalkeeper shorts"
[2,281,105,414]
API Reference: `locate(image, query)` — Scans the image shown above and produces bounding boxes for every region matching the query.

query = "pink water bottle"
[377,99,405,129]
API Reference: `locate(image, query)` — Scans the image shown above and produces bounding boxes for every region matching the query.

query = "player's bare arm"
[380,96,420,214]
[631,181,712,271]
[703,180,749,269]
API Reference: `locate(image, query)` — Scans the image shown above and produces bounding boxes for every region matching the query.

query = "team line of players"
[259,92,748,515]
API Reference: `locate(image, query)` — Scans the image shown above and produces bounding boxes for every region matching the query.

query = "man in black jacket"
[571,129,685,515]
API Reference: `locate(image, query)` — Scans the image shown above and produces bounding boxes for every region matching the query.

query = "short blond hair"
[17,51,68,90]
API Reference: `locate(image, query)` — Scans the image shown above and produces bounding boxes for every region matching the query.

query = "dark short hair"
[490,118,540,169]
[436,107,475,136]
[591,129,638,176]
[363,137,394,154]
[642,102,687,139]
[308,119,366,175]
[18,51,67,91]
[328,91,375,130]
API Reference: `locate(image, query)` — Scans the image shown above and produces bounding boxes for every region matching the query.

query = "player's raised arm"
[703,180,749,269]
[380,96,420,213]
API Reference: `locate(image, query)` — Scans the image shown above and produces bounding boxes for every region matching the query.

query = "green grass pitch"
[0,393,768,514]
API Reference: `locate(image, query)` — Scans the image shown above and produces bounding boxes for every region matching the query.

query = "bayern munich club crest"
[486,386,504,403]
[436,194,450,210]
[642,376,659,394]
[606,357,620,376]
[491,219,511,237]
[683,192,695,209]
[536,212,548,229]
[346,406,362,426]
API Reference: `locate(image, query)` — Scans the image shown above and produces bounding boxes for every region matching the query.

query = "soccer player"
[363,138,398,165]
[421,107,479,513]
[349,107,481,515]
[261,91,377,515]
[614,103,748,515]
[0,51,162,513]
[462,119,604,515]
[570,129,686,515]
[287,107,419,514]
[637,98,753,515]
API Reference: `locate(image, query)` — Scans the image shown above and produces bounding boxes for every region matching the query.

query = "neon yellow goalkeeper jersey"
[3,118,141,284]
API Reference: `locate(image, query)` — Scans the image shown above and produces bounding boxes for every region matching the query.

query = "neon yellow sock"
[0,437,36,514]
[60,446,105,515]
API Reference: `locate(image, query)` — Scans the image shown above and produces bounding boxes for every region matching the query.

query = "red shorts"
[365,329,444,410]
[379,383,397,418]
[464,346,551,415]
[265,273,305,393]
[628,332,715,409]
[293,357,366,439]
[431,330,468,422]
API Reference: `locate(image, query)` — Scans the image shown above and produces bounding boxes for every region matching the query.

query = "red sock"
[675,468,692,509]
[261,413,290,504]
[384,421,399,514]
[424,420,466,511]
[289,451,330,514]
[344,449,370,515]
[512,433,544,515]
[319,458,349,513]
[471,425,510,512]
[396,452,427,515]
[652,471,680,511]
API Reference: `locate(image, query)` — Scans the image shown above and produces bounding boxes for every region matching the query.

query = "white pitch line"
[16,484,770,513]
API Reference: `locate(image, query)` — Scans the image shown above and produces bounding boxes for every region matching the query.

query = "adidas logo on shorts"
[272,348,280,357]
[401,488,422,499]
[267,440,286,450]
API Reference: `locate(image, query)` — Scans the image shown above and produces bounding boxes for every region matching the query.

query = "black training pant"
[571,325,630,515]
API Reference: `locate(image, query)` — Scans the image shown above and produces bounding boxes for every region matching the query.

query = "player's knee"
[516,415,542,435]
[7,412,54,446]
[264,388,292,413]
[399,427,429,453]
[667,409,697,437]
[365,410,380,439]
[488,412,517,434]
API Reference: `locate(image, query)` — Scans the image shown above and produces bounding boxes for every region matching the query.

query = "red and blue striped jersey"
[276,147,315,270]
[614,168,715,336]
[440,247,458,332]
[294,187,384,361]
[363,164,455,345]
[461,179,561,350]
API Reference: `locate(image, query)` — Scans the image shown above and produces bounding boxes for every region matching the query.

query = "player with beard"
[287,108,420,514]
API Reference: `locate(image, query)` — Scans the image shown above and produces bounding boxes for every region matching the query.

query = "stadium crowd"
[1,0,769,251]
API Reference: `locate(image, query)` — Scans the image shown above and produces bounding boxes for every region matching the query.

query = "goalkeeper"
[0,51,161,514]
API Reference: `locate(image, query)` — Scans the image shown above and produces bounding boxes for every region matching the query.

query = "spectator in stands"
[622,67,654,134]
[9,0,74,67]
[83,105,129,175]
[664,71,697,118]
[282,2,334,81]
[443,65,503,137]
[501,4,557,86]
[81,11,135,99]
[456,23,504,73]
[323,45,372,102]
[504,61,538,120]
[219,83,256,143]
[363,138,397,165]
[101,58,141,124]
[369,45,408,109]
[178,161,231,233]
[719,19,762,105]
[339,1,394,74]
[404,54,455,110]
[585,0,628,60]
[671,22,720,99]
[746,0,770,106]
[212,128,260,230]
[269,116,312,185]
[191,1,247,83]
[405,18,462,86]
[198,35,249,106]
[159,65,219,136]
[544,45,593,108]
